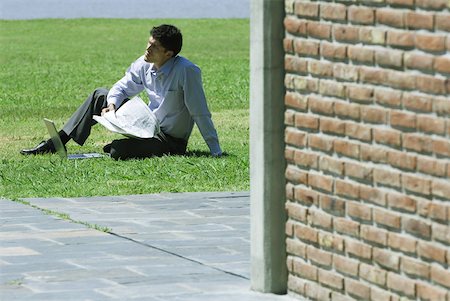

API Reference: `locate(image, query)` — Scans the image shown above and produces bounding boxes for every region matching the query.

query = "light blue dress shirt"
[107,55,222,156]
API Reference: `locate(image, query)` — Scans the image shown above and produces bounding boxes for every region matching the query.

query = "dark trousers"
[62,88,187,160]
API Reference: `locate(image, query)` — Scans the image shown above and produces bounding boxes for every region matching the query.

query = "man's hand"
[101,103,116,116]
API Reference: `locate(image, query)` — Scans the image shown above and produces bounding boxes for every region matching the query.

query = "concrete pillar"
[249,0,286,294]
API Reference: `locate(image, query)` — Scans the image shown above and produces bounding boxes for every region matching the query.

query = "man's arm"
[183,65,222,157]
[107,56,147,108]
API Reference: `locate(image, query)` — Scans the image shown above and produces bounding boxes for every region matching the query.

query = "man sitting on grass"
[21,24,222,160]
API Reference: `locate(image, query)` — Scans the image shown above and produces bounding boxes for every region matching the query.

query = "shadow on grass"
[184,150,232,158]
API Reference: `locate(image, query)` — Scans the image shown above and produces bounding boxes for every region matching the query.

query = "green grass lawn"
[0,19,249,199]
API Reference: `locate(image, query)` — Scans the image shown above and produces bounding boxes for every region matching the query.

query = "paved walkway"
[0,0,249,19]
[0,192,297,300]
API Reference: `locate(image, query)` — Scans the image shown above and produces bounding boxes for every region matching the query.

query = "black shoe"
[103,143,112,153]
[20,140,56,155]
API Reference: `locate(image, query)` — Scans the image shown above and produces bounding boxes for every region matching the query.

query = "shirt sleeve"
[107,56,146,107]
[183,65,223,156]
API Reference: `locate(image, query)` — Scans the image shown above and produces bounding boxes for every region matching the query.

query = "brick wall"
[283,0,450,300]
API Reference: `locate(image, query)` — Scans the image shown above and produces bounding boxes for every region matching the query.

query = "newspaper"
[93,96,160,139]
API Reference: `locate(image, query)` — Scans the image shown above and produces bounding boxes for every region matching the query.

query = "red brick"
[416,0,448,10]
[318,231,345,252]
[387,0,414,6]
[286,201,308,222]
[334,64,359,82]
[284,17,307,36]
[294,1,319,18]
[418,241,447,264]
[308,59,333,77]
[334,140,360,159]
[374,207,401,230]
[319,80,346,98]
[434,55,450,74]
[307,21,332,40]
[294,150,318,169]
[287,238,307,258]
[345,278,371,300]
[390,110,416,130]
[285,147,295,163]
[294,187,319,206]
[309,95,334,116]
[293,258,318,281]
[286,182,294,200]
[285,92,308,111]
[288,274,306,296]
[319,268,344,290]
[402,92,433,112]
[360,185,387,206]
[387,30,415,49]
[333,254,359,277]
[295,112,319,131]
[359,27,386,45]
[320,117,345,136]
[376,8,405,28]
[320,3,346,21]
[348,5,374,25]
[416,33,447,52]
[319,156,344,176]
[360,143,389,164]
[285,110,295,126]
[417,115,446,135]
[309,134,334,153]
[310,209,333,230]
[320,41,347,61]
[347,201,372,222]
[429,203,449,223]
[432,179,450,200]
[294,38,320,57]
[402,256,430,279]
[361,225,388,246]
[432,138,450,157]
[345,161,373,182]
[417,156,446,177]
[431,223,450,244]
[286,165,308,185]
[387,272,416,298]
[436,13,450,31]
[375,48,404,68]
[347,85,373,103]
[417,282,448,301]
[388,232,417,254]
[348,45,374,64]
[403,216,431,239]
[295,223,318,244]
[286,220,294,237]
[335,179,360,199]
[320,195,345,217]
[387,150,417,171]
[335,101,360,120]
[373,128,402,147]
[293,75,319,92]
[371,286,395,301]
[374,168,401,188]
[403,133,433,153]
[405,11,434,30]
[387,69,416,90]
[404,52,434,72]
[403,174,431,196]
[359,66,386,85]
[285,55,308,74]
[415,74,447,95]
[333,24,359,43]
[304,281,322,300]
[285,127,307,148]
[361,106,388,124]
[307,245,332,267]
[373,247,401,271]
[284,37,294,53]
[360,263,387,286]
[345,122,371,142]
[309,172,334,193]
[387,192,416,213]
[374,88,402,108]
[431,264,450,289]
[334,218,360,237]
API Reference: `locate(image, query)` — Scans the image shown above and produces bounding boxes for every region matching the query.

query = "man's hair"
[150,24,182,57]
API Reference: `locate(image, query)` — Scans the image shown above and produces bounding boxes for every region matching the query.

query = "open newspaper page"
[93,96,160,139]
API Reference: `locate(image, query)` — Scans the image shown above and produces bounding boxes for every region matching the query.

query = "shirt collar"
[151,56,177,76]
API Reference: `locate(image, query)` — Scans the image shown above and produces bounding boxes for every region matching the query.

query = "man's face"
[144,37,171,65]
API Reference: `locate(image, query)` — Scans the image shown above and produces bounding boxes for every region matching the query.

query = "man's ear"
[166,50,174,58]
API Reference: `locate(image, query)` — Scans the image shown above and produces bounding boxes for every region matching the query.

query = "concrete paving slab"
[0,195,300,300]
